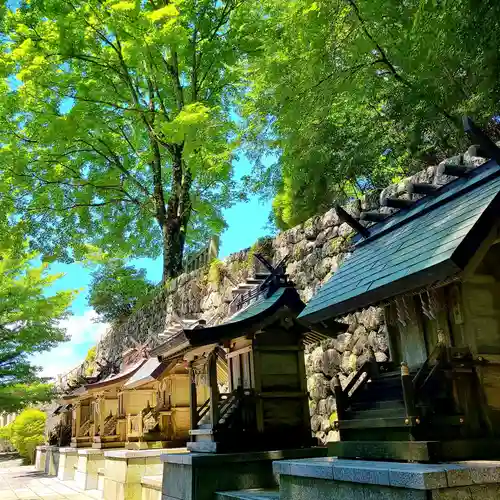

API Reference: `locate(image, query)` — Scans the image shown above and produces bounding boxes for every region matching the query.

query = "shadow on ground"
[0,452,20,463]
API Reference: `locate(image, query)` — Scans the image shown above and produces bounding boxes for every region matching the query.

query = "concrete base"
[58,447,79,481]
[142,475,162,500]
[103,447,187,500]
[75,448,105,490]
[273,457,500,500]
[126,441,170,450]
[35,446,48,472]
[44,446,60,476]
[98,467,105,493]
[160,448,327,500]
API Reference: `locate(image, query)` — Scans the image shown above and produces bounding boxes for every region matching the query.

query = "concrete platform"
[215,489,279,500]
[160,447,327,500]
[75,449,105,491]
[273,457,500,499]
[103,447,187,500]
[58,447,79,481]
[142,475,162,500]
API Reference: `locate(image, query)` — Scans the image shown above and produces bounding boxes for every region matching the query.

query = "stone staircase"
[226,273,271,314]
[158,316,203,339]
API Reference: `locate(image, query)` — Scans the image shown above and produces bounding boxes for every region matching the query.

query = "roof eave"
[301,260,461,323]
[185,287,304,347]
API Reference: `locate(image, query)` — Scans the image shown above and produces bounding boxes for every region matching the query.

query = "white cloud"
[30,309,109,379]
[59,309,108,345]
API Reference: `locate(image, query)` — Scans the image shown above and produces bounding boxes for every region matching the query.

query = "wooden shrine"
[120,355,209,449]
[299,119,500,462]
[154,255,343,453]
[64,348,148,449]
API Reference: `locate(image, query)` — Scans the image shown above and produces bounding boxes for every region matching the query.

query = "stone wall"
[85,146,487,444]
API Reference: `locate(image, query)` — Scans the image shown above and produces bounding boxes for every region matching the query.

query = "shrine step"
[350,399,405,412]
[215,489,279,500]
[344,407,406,420]
[254,273,271,280]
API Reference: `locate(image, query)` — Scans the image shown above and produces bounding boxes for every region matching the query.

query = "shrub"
[10,409,46,463]
[0,423,14,452]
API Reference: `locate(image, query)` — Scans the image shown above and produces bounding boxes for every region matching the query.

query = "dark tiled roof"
[300,160,500,322]
[185,286,304,347]
[226,287,287,324]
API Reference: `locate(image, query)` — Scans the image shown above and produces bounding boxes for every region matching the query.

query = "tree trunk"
[162,218,184,281]
[161,144,193,282]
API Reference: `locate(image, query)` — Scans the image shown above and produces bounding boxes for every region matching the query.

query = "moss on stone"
[208,259,226,287]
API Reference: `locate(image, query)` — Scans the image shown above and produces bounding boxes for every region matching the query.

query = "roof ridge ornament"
[463,116,500,164]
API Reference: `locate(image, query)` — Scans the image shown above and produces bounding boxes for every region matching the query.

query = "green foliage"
[84,346,97,376]
[0,423,12,441]
[10,409,46,463]
[85,346,96,363]
[242,0,500,228]
[88,260,154,323]
[207,259,226,287]
[246,237,274,268]
[0,0,256,280]
[0,243,76,411]
[0,383,56,414]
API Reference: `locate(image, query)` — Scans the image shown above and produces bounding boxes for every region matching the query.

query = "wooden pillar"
[208,352,219,427]
[188,363,198,441]
[401,362,416,418]
[97,395,106,436]
[74,403,81,437]
[332,375,346,420]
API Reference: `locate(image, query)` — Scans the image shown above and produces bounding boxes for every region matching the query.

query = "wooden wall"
[460,242,500,428]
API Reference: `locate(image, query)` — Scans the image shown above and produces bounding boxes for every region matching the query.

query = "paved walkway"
[0,454,99,500]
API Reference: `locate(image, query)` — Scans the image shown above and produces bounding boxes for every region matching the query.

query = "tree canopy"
[241,0,500,229]
[0,243,76,411]
[0,0,255,281]
[88,259,154,323]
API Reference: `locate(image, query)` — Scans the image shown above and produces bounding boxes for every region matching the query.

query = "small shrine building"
[299,140,500,461]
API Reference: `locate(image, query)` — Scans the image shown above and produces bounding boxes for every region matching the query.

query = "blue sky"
[31,154,273,378]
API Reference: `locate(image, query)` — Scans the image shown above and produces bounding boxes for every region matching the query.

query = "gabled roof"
[184,285,305,347]
[299,159,500,323]
[84,359,146,391]
[124,358,168,389]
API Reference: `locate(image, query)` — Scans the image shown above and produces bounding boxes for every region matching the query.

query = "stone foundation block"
[35,446,48,472]
[104,447,185,500]
[142,476,162,500]
[44,446,60,476]
[75,448,105,490]
[273,458,500,500]
[161,448,327,500]
[58,448,79,481]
